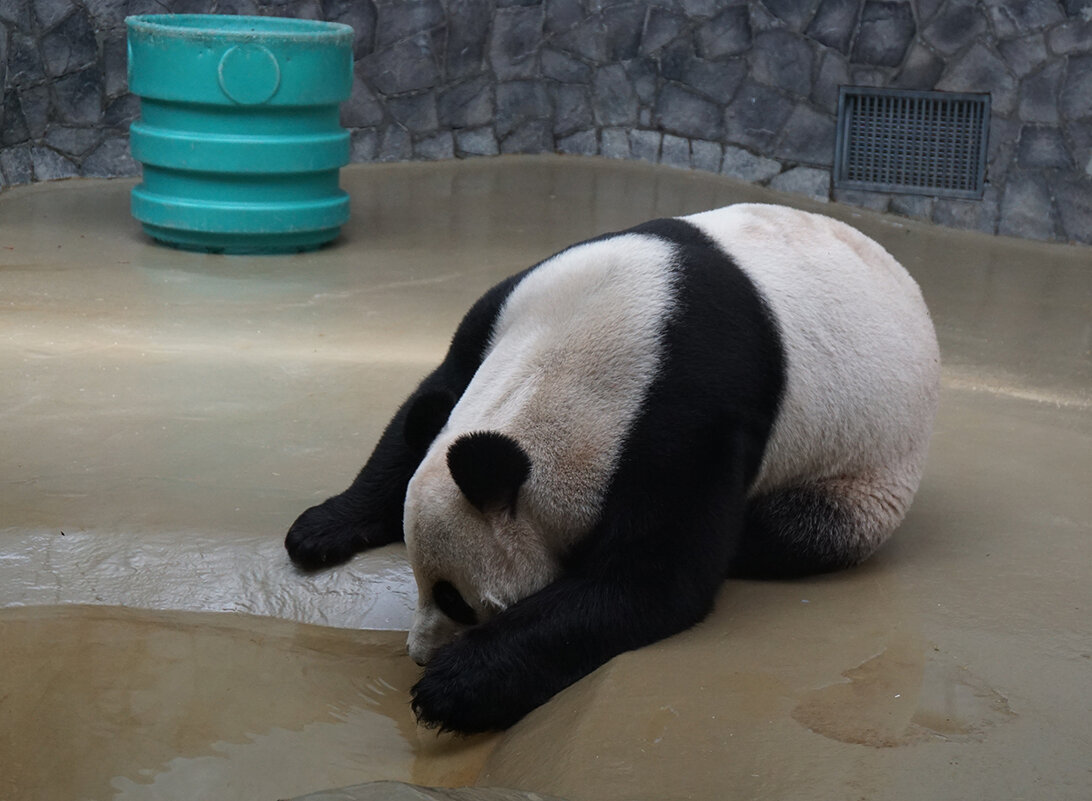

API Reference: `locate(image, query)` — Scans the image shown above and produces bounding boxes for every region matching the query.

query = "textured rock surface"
[1,0,1090,243]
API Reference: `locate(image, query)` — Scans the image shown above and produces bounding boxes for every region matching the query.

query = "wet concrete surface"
[1,157,1089,800]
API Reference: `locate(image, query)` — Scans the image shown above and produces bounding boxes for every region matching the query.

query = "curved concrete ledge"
[1,158,1089,800]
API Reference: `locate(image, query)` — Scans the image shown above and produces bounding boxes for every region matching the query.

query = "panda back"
[684,204,940,495]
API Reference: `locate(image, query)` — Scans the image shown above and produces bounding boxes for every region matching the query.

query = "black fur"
[285,270,529,569]
[447,432,532,514]
[287,218,786,732]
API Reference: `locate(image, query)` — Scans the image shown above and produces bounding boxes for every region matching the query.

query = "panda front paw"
[411,633,539,734]
[284,501,372,570]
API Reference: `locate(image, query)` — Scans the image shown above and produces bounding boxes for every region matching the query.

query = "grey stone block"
[496,80,550,139]
[53,67,102,126]
[690,139,722,173]
[629,129,662,163]
[889,193,936,220]
[769,166,830,201]
[445,0,491,79]
[341,73,385,128]
[986,116,1020,179]
[747,1,782,33]
[81,134,137,177]
[761,0,821,32]
[983,0,1064,39]
[921,0,986,57]
[378,124,412,162]
[1047,18,1092,56]
[641,6,686,54]
[937,42,1018,115]
[17,83,50,139]
[361,33,441,96]
[415,131,454,160]
[660,133,690,168]
[752,30,815,98]
[695,6,751,59]
[624,57,659,106]
[2,89,30,146]
[490,5,544,80]
[812,50,850,113]
[1052,175,1092,244]
[551,83,592,135]
[41,9,96,78]
[455,126,499,156]
[1,0,32,30]
[680,0,723,19]
[720,144,781,183]
[593,64,638,126]
[932,194,996,234]
[374,0,444,50]
[9,30,44,86]
[851,0,916,68]
[387,92,439,133]
[350,129,379,161]
[724,81,794,150]
[438,76,494,129]
[893,42,945,90]
[557,129,597,155]
[33,0,73,30]
[655,83,724,140]
[552,16,608,63]
[600,127,630,159]
[998,33,1048,78]
[775,104,835,166]
[660,40,745,105]
[30,145,78,181]
[43,124,100,157]
[1060,54,1092,121]
[603,4,645,61]
[103,93,139,128]
[1,144,33,184]
[541,48,591,83]
[805,0,858,55]
[500,118,553,153]
[323,0,377,58]
[101,33,127,98]
[999,170,1057,240]
[1018,61,1064,124]
[544,0,584,36]
[1017,126,1074,169]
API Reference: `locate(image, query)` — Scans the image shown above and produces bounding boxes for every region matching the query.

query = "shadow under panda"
[285,204,941,734]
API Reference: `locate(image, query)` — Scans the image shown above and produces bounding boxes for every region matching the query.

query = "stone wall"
[2,0,1091,244]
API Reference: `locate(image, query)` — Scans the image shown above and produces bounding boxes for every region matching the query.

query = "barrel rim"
[125,14,354,44]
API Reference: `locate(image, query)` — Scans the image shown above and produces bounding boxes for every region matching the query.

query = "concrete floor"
[0,156,1089,801]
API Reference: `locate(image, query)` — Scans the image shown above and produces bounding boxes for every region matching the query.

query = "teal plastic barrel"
[126,15,354,254]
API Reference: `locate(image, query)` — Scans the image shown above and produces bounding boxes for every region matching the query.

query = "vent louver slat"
[834,87,990,199]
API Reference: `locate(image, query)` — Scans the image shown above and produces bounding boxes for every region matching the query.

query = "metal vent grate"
[834,87,990,199]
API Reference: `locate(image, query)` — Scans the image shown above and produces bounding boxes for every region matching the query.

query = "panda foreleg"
[284,373,458,570]
[732,472,915,579]
[410,432,751,733]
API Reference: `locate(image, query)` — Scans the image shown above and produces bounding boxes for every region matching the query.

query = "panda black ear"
[446,431,531,515]
[404,389,456,452]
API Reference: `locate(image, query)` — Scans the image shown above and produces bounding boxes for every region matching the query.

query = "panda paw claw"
[284,502,368,570]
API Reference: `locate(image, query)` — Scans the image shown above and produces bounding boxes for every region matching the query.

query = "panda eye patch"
[432,580,478,626]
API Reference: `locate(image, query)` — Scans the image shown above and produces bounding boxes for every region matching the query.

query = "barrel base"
[140,223,342,254]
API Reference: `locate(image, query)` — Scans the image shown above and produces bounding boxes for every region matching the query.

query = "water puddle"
[0,605,497,801]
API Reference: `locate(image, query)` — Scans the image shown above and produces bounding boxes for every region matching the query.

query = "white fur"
[404,233,678,662]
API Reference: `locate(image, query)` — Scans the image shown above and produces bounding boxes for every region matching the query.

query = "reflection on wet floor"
[0,605,497,801]
[1,156,1090,800]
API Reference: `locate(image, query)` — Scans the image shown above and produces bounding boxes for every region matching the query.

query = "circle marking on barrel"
[218,44,281,105]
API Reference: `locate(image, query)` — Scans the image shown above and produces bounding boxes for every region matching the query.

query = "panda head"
[403,429,559,665]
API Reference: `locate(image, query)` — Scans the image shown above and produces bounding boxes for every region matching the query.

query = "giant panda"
[285,203,940,734]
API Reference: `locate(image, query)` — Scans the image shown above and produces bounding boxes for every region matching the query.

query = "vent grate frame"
[834,87,991,199]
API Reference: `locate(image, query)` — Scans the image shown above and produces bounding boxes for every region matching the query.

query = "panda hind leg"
[731,473,914,579]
